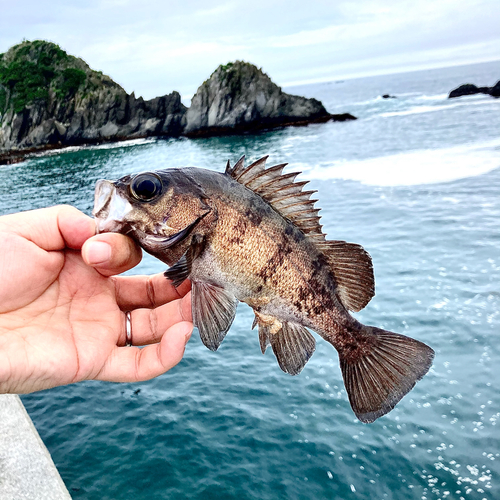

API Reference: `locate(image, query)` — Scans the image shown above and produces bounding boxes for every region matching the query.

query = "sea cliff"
[0,41,186,158]
[185,61,355,137]
[0,41,356,164]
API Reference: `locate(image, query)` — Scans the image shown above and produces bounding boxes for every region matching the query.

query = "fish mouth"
[93,179,133,234]
[140,213,208,251]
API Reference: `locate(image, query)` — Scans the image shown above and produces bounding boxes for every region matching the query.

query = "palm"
[0,206,192,394]
[3,251,122,392]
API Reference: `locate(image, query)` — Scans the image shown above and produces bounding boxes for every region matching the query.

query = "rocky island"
[0,41,356,164]
[0,40,186,163]
[448,81,500,99]
[184,61,355,137]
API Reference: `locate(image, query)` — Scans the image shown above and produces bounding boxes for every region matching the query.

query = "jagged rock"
[0,42,358,164]
[448,81,500,99]
[185,61,355,136]
[0,40,186,153]
[490,80,500,97]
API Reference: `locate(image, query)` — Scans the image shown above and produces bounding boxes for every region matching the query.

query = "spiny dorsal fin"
[226,156,325,242]
[227,156,375,311]
[316,240,375,311]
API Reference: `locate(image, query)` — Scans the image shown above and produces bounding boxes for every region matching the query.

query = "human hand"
[0,205,193,394]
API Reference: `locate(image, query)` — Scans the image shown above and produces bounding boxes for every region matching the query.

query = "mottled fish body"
[93,156,434,423]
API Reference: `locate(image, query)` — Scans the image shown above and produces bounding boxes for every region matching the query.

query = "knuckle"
[146,276,157,308]
[148,308,161,342]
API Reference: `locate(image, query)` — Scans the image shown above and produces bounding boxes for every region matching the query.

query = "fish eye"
[130,173,163,202]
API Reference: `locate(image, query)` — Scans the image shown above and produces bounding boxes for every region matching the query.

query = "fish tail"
[337,325,434,423]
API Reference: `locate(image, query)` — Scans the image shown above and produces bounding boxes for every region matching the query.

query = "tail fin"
[339,326,434,423]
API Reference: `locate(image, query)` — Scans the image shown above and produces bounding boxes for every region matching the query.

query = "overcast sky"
[1,0,499,101]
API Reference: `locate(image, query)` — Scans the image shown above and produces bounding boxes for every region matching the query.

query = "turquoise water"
[1,61,499,499]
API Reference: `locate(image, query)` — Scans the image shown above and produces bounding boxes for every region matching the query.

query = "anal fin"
[339,326,434,423]
[255,315,316,375]
[192,281,238,351]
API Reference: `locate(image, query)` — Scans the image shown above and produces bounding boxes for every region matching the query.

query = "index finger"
[0,205,94,251]
[112,272,192,310]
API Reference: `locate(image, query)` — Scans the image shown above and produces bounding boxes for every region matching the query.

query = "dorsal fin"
[226,156,375,311]
[226,156,325,242]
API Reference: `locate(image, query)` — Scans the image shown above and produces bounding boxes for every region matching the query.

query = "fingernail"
[85,241,112,265]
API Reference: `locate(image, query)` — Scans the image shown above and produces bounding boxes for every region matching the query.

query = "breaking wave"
[302,138,500,186]
[379,94,499,118]
[28,138,156,160]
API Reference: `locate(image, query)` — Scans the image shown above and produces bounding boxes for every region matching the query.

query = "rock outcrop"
[0,41,186,155]
[0,42,357,164]
[185,61,355,136]
[448,81,500,99]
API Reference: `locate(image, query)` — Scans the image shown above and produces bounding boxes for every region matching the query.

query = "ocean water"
[1,60,499,499]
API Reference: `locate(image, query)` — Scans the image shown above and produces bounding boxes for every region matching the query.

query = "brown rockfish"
[93,156,434,423]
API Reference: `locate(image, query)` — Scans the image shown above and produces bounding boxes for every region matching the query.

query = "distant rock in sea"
[382,94,396,99]
[0,40,186,158]
[448,81,500,99]
[184,61,356,137]
[0,41,357,164]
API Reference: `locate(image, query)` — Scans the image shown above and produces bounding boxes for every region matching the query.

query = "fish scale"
[93,156,434,423]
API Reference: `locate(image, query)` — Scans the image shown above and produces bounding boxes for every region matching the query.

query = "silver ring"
[125,311,132,347]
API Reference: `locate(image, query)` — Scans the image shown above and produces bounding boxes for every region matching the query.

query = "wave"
[27,138,157,160]
[379,96,499,118]
[415,93,450,101]
[301,138,500,186]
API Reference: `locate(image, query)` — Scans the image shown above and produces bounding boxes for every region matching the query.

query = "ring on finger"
[125,311,132,347]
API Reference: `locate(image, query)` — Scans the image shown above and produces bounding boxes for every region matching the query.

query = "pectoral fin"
[192,281,238,351]
[164,252,193,287]
[164,234,205,287]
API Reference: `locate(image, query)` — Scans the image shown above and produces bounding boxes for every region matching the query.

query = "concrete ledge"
[0,394,71,499]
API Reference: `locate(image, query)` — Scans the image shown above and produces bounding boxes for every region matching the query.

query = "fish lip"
[93,180,113,217]
[141,212,209,249]
[93,179,133,234]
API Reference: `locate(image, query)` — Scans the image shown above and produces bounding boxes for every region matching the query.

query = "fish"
[93,156,434,423]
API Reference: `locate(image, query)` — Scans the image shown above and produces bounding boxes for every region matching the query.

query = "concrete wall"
[0,395,71,499]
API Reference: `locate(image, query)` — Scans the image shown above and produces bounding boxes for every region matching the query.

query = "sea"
[1,60,499,500]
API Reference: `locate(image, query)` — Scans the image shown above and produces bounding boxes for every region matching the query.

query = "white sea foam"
[415,93,449,101]
[380,95,499,118]
[29,137,156,159]
[302,138,500,186]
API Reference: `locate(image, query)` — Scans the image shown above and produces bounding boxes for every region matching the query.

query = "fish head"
[93,169,214,263]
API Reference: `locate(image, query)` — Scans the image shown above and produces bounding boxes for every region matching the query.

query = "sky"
[1,0,499,102]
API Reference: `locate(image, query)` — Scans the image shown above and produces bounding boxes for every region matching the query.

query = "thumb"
[82,233,142,276]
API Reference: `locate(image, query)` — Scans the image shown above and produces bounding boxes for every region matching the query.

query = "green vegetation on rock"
[0,40,93,113]
[0,87,6,113]
[212,61,265,96]
[0,39,188,156]
[219,62,234,72]
[58,68,87,97]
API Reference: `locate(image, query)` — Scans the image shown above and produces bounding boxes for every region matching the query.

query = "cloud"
[1,0,499,99]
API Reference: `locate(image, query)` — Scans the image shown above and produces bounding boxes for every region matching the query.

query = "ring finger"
[121,293,192,347]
